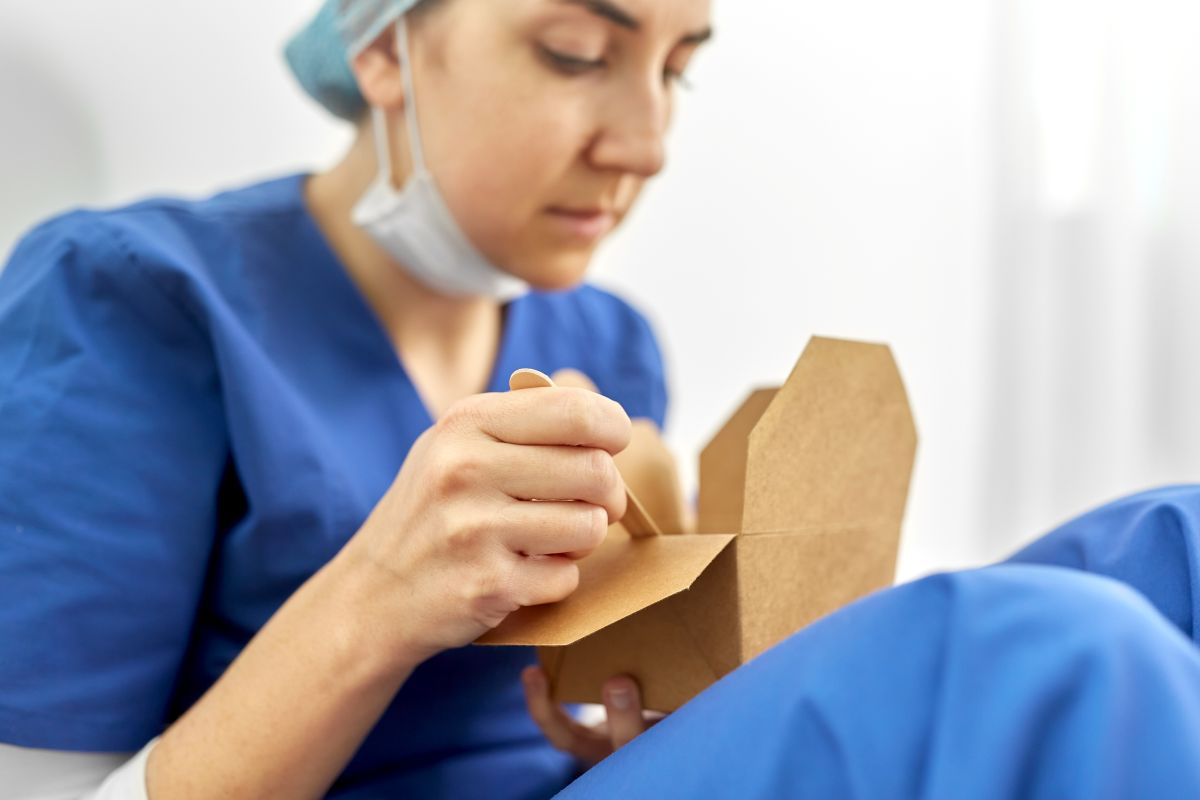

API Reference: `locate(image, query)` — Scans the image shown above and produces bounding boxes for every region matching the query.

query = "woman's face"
[384,0,713,290]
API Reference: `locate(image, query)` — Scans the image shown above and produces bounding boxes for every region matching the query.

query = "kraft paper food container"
[476,336,918,712]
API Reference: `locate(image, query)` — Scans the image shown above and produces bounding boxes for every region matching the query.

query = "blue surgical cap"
[284,0,424,121]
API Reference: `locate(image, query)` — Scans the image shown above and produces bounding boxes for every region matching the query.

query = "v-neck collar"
[287,173,528,429]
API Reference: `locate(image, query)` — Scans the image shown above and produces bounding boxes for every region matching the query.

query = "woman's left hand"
[523,369,673,765]
[522,666,666,767]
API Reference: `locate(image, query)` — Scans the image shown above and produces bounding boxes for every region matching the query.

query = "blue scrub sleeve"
[588,296,668,432]
[0,213,227,751]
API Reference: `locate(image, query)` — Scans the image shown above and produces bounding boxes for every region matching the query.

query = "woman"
[5,0,1200,798]
[1,0,703,794]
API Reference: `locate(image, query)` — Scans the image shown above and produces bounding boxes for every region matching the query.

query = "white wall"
[0,0,351,240]
[4,0,1144,581]
[592,0,996,578]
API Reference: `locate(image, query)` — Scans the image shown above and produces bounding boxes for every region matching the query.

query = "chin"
[506,249,596,293]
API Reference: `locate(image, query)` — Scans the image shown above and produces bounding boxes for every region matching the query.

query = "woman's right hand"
[339,384,632,669]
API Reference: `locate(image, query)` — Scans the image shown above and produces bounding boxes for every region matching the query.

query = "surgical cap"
[284,0,425,121]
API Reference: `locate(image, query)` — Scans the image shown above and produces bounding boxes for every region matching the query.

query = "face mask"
[351,16,529,301]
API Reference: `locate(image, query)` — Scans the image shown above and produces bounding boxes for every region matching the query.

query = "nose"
[588,79,669,179]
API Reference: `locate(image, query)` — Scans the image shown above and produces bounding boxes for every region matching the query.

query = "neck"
[303,123,503,414]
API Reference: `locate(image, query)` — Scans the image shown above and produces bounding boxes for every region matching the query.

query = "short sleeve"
[578,288,669,431]
[0,212,227,751]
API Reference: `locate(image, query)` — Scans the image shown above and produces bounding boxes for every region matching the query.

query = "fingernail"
[607,687,633,710]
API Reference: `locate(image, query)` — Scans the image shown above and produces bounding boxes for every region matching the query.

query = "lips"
[548,205,616,218]
[552,206,609,215]
[545,206,617,240]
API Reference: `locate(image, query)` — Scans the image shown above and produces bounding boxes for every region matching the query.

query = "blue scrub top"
[0,174,668,797]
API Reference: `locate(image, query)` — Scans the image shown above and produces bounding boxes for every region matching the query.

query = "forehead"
[533,0,713,39]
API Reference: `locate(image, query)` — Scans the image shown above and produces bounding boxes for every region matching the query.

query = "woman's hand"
[338,384,633,671]
[521,666,666,767]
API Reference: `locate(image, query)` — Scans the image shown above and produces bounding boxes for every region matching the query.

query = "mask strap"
[395,15,427,172]
[369,15,427,189]
[369,107,394,187]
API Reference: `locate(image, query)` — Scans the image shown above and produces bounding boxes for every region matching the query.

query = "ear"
[350,33,407,112]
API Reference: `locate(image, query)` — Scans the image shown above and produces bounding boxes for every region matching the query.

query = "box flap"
[698,388,778,534]
[742,337,917,533]
[475,526,736,646]
[734,522,903,660]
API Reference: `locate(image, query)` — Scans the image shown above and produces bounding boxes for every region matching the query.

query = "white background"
[2,0,1197,580]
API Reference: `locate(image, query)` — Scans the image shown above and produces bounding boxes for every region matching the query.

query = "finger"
[485,442,627,522]
[550,369,599,392]
[497,501,609,560]
[450,389,632,455]
[508,553,581,607]
[522,667,611,766]
[603,675,646,750]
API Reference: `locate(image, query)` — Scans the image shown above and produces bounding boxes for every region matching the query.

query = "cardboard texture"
[477,336,918,712]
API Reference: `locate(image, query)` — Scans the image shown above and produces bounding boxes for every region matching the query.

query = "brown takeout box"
[476,336,918,711]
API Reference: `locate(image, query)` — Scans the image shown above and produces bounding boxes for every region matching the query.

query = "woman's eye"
[540,45,606,75]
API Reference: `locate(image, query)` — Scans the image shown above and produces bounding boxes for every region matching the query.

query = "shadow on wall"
[0,33,106,266]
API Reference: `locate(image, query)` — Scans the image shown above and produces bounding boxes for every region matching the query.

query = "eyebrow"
[556,0,714,46]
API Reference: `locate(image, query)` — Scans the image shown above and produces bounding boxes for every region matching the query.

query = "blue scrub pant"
[558,485,1200,799]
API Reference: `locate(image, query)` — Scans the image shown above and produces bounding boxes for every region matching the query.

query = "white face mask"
[351,16,529,301]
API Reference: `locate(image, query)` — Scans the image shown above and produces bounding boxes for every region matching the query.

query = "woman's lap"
[558,485,1200,799]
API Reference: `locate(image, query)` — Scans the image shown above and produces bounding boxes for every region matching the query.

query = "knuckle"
[443,514,488,556]
[439,395,485,433]
[560,391,598,443]
[463,559,516,610]
[434,405,464,435]
[605,397,633,446]
[459,569,495,606]
[432,449,484,497]
[519,559,580,606]
[556,562,581,599]
[581,447,614,488]
[609,479,628,520]
[494,500,523,531]
[582,504,608,548]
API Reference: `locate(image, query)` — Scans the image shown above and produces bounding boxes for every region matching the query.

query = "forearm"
[147,548,420,799]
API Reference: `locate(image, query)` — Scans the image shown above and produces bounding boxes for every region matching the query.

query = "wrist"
[322,541,433,679]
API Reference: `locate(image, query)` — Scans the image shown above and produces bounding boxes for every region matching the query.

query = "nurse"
[5,2,1200,799]
[1,0,705,795]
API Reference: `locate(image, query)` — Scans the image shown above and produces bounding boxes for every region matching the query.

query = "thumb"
[550,368,599,392]
[602,675,645,750]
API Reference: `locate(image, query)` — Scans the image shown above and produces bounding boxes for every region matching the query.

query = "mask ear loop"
[395,15,427,173]
[370,15,427,190]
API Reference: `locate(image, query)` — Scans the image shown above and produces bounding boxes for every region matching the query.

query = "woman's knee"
[1006,485,1200,640]
[939,564,1159,637]
[924,563,1192,702]
[1011,484,1200,567]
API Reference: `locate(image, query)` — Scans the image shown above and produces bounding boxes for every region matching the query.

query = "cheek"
[431,94,596,273]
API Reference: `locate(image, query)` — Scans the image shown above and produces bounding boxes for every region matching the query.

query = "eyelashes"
[538,45,693,89]
[539,44,606,75]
